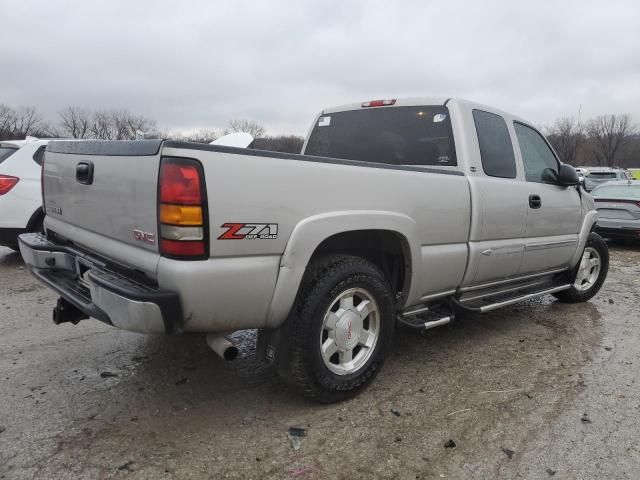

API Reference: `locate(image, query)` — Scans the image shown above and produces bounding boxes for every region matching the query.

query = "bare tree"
[586,114,636,167]
[546,117,584,165]
[186,128,219,143]
[251,135,304,153]
[13,107,42,136]
[226,119,265,138]
[0,104,17,138]
[59,107,91,138]
[0,104,44,139]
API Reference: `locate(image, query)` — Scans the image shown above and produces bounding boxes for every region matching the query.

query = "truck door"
[465,109,529,285]
[512,122,581,274]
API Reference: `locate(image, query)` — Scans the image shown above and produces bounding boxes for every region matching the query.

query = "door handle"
[76,161,94,185]
[529,194,542,209]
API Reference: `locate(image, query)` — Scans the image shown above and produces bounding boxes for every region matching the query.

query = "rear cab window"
[304,105,457,167]
[0,144,19,165]
[513,122,560,184]
[472,109,517,178]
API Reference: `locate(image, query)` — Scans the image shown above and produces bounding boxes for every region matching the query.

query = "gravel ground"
[0,243,639,479]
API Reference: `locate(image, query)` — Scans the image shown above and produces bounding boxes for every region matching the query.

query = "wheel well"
[26,208,44,232]
[310,230,411,305]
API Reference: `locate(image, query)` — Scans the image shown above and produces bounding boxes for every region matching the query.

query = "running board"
[454,284,572,313]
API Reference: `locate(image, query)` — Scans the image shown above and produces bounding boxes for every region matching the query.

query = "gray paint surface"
[38,98,595,332]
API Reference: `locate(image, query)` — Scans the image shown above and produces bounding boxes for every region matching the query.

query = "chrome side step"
[398,302,454,330]
[454,284,572,313]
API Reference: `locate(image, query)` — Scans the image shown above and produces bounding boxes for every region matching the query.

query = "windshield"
[0,145,19,164]
[593,184,640,199]
[305,105,457,166]
[589,172,617,178]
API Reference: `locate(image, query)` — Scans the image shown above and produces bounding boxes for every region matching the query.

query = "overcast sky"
[2,0,639,135]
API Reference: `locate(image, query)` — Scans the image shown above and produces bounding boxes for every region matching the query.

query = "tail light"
[362,99,396,108]
[0,175,19,195]
[158,157,208,259]
[595,198,640,208]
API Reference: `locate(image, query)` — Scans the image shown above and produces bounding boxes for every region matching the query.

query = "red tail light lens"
[0,175,19,195]
[160,239,206,257]
[160,162,202,204]
[158,157,208,259]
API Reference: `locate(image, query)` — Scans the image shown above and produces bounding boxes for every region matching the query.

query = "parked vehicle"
[584,167,631,191]
[0,137,50,249]
[19,98,608,402]
[592,180,640,240]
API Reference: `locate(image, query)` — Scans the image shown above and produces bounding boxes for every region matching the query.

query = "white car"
[0,137,49,250]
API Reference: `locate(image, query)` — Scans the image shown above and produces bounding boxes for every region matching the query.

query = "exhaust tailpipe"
[206,333,239,361]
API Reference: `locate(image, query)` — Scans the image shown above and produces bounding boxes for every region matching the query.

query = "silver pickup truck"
[19,97,609,402]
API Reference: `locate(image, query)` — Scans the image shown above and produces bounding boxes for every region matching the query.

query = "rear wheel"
[553,232,609,303]
[281,255,394,403]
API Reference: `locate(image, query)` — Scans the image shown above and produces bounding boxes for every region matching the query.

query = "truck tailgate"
[43,140,162,270]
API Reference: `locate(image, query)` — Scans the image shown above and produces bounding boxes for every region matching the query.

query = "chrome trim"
[461,277,551,302]
[18,247,76,272]
[459,268,567,293]
[479,284,571,313]
[525,239,577,251]
[402,305,431,317]
[89,282,166,333]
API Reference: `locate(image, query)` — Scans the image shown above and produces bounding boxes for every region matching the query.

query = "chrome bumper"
[18,233,182,334]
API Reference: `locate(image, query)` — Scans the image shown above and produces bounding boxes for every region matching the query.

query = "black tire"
[553,232,609,303]
[280,255,395,403]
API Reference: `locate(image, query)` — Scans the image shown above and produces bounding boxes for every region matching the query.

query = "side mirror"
[557,163,579,186]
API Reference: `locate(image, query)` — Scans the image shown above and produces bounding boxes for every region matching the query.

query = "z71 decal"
[218,223,278,240]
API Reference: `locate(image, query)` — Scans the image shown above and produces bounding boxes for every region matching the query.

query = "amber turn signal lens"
[160,204,203,226]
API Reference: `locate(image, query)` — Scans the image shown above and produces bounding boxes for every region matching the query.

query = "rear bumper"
[595,226,640,240]
[18,232,183,334]
[595,218,640,239]
[0,227,26,247]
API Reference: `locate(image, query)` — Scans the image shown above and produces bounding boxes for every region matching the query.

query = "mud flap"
[256,325,294,375]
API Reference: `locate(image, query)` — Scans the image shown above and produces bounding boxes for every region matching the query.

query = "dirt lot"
[0,244,639,479]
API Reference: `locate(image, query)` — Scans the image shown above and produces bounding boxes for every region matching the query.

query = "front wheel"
[280,255,395,403]
[553,232,609,303]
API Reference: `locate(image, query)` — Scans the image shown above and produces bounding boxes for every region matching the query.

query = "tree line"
[0,104,305,154]
[544,114,638,168]
[1,102,637,164]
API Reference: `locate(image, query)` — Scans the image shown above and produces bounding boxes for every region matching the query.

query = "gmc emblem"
[133,229,155,244]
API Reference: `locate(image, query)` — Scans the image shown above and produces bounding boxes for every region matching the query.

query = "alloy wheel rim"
[320,287,380,375]
[574,246,601,292]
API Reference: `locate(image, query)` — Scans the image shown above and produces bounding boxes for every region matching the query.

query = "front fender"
[568,209,598,269]
[265,210,420,328]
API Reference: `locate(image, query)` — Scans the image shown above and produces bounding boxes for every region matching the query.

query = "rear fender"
[265,210,419,328]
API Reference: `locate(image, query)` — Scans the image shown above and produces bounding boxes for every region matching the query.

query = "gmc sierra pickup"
[19,97,609,402]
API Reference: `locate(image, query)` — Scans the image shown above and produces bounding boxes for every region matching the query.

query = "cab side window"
[473,110,517,179]
[514,123,559,184]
